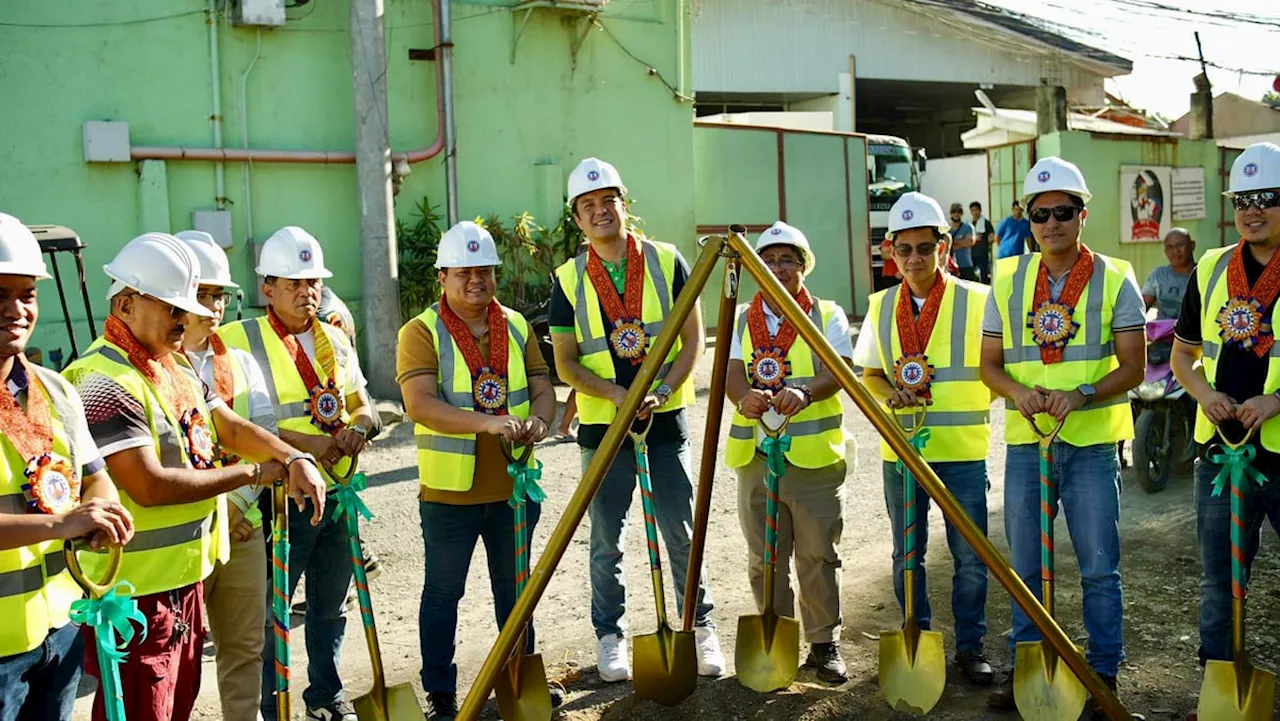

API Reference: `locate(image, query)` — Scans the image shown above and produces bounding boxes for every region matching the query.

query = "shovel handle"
[1029,415,1065,615]
[499,437,534,467]
[63,540,122,600]
[271,480,292,720]
[892,408,928,575]
[341,487,390,698]
[635,441,662,576]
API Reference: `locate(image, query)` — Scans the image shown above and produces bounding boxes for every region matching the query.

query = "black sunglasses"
[1028,205,1083,224]
[1232,190,1280,212]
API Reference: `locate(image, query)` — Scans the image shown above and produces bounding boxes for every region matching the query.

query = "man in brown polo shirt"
[397,221,559,721]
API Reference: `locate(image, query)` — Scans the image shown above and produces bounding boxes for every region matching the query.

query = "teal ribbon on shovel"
[762,434,792,481]
[70,582,147,721]
[507,458,547,508]
[1207,442,1269,498]
[893,428,932,477]
[331,472,374,524]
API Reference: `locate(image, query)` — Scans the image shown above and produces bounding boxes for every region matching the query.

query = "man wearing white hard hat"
[725,221,853,683]
[549,157,724,682]
[0,214,134,721]
[980,157,1146,714]
[173,230,276,720]
[63,232,327,721]
[397,221,560,718]
[854,193,996,686]
[1171,142,1280,693]
[215,226,373,721]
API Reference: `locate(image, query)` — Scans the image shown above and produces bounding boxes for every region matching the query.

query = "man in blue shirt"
[996,201,1034,258]
[949,202,977,281]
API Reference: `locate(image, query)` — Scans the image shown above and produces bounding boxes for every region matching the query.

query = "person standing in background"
[949,203,977,281]
[969,201,995,284]
[996,201,1034,259]
[1141,229,1196,321]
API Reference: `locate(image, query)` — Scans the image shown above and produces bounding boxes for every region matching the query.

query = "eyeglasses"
[1028,205,1083,224]
[1232,190,1280,211]
[131,293,187,320]
[763,258,804,271]
[893,242,938,258]
[197,291,233,306]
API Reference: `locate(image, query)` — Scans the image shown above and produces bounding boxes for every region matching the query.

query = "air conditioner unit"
[231,0,286,27]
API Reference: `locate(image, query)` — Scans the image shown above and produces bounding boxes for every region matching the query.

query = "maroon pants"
[83,583,206,721]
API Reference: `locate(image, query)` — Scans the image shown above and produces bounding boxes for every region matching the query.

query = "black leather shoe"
[987,674,1015,710]
[1084,674,1144,721]
[426,692,458,721]
[956,649,994,686]
[549,684,566,709]
[805,642,848,684]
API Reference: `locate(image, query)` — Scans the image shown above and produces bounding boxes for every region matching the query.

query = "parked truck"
[867,134,926,290]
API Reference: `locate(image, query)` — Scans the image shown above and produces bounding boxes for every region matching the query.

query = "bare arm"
[529,374,556,426]
[1143,294,1156,310]
[1088,330,1145,404]
[402,372,499,435]
[862,367,896,403]
[1172,338,1236,425]
[808,358,851,401]
[552,332,626,405]
[980,335,1045,420]
[0,470,133,551]
[726,360,751,406]
[953,235,976,249]
[103,444,273,509]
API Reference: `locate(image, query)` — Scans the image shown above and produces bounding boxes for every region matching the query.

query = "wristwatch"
[350,423,371,439]
[1076,383,1096,407]
[283,451,318,470]
[795,385,814,406]
[654,383,673,405]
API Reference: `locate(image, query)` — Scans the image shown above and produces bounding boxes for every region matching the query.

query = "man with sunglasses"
[1170,142,1280,712]
[726,221,853,684]
[980,157,1146,715]
[855,193,995,686]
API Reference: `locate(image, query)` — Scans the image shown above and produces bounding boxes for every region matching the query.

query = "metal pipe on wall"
[439,0,458,225]
[238,28,263,242]
[207,0,227,209]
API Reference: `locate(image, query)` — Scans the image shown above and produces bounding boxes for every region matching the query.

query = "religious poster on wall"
[1120,165,1174,243]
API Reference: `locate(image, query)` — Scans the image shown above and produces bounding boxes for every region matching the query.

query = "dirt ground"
[72,351,1280,720]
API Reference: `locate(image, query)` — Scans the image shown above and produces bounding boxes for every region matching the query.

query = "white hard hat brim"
[1021,189,1093,206]
[200,277,241,289]
[570,183,628,205]
[435,259,503,269]
[0,261,52,280]
[754,238,816,270]
[103,271,215,318]
[884,224,950,242]
[256,266,334,280]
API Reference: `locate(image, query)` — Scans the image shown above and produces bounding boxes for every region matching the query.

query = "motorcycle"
[1124,318,1197,492]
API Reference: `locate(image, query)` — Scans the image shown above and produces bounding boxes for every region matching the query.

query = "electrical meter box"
[231,0,286,27]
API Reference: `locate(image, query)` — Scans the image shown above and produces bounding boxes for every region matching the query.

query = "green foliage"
[395,196,444,321]
[1264,91,1280,108]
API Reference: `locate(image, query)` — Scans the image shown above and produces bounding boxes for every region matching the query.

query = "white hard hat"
[0,214,51,279]
[174,230,239,289]
[885,192,950,241]
[1021,156,1092,206]
[104,233,213,318]
[755,221,816,270]
[1225,142,1280,196]
[435,221,502,269]
[255,226,333,280]
[567,157,627,207]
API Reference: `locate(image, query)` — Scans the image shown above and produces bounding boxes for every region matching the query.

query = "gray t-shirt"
[982,258,1145,336]
[1141,265,1193,321]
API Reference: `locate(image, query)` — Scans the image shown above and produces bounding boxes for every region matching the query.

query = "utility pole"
[349,0,402,399]
[1195,31,1214,139]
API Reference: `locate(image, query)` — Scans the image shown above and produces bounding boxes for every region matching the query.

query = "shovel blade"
[1198,659,1278,721]
[877,628,947,714]
[494,653,553,721]
[735,611,800,693]
[1013,641,1088,721]
[352,683,426,721]
[632,627,698,706]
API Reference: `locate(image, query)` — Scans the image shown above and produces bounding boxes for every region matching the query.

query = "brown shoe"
[987,674,1015,710]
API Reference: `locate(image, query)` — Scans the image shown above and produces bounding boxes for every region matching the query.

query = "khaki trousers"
[204,536,268,721]
[736,454,846,643]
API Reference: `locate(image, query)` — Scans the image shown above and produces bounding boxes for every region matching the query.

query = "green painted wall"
[0,0,694,366]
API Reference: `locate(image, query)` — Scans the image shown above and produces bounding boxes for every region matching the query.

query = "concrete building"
[1170,92,1280,146]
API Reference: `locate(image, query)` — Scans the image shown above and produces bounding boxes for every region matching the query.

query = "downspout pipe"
[208,0,227,209]
[440,0,458,225]
[132,0,449,169]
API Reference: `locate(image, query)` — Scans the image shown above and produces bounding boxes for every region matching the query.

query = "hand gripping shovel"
[878,405,947,713]
[271,479,294,720]
[1014,415,1088,721]
[735,414,801,693]
[1198,425,1277,721]
[493,439,553,721]
[334,473,427,721]
[630,416,699,705]
[65,541,145,721]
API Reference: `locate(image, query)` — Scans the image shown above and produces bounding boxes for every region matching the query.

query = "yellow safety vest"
[1193,246,1280,449]
[194,345,263,528]
[404,303,535,491]
[993,252,1136,446]
[865,278,991,463]
[552,238,695,425]
[63,340,229,598]
[724,297,847,469]
[0,367,87,657]
[216,316,356,487]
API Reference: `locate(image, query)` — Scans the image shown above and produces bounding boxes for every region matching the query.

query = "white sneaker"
[695,626,726,677]
[596,633,631,682]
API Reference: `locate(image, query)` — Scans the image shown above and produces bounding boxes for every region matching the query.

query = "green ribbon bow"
[507,459,547,508]
[69,582,147,662]
[894,427,932,476]
[762,434,792,480]
[1207,443,1269,498]
[331,472,374,523]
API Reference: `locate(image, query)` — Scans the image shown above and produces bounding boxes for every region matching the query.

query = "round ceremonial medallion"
[23,453,80,514]
[1027,300,1079,349]
[181,409,216,469]
[893,353,935,394]
[309,379,346,433]
[473,369,509,413]
[749,347,789,389]
[609,320,647,360]
[1217,296,1270,349]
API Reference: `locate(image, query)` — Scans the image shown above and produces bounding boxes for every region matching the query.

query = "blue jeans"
[1195,458,1280,664]
[418,499,541,693]
[882,460,990,654]
[260,493,354,717]
[0,622,82,721]
[582,441,714,638]
[1005,442,1124,676]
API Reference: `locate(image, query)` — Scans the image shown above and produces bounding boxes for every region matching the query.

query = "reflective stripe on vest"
[994,252,1135,446]
[724,298,847,470]
[406,303,534,492]
[868,278,991,463]
[216,316,355,486]
[0,368,87,656]
[552,238,695,425]
[1193,246,1280,449]
[62,339,228,598]
[216,348,264,529]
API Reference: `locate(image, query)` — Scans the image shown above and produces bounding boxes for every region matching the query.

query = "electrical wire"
[0,8,204,27]
[595,19,694,104]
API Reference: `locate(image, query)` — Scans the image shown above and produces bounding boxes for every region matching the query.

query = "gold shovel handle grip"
[498,437,534,466]
[891,404,929,439]
[1025,414,1067,447]
[760,413,789,439]
[63,540,123,600]
[1216,424,1256,451]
